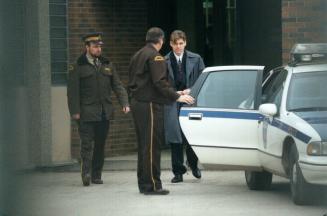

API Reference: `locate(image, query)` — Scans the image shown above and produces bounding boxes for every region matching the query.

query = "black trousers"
[78,119,109,179]
[131,99,163,192]
[171,101,198,176]
[171,134,198,175]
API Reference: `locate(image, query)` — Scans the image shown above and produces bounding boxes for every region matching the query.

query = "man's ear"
[85,44,89,51]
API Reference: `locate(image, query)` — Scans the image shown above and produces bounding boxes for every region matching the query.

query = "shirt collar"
[86,53,96,65]
[173,52,184,62]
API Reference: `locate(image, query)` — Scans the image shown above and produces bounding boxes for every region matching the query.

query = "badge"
[104,67,112,75]
[69,64,74,71]
[154,55,164,61]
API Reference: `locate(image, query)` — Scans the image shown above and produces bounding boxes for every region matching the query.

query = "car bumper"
[299,161,327,185]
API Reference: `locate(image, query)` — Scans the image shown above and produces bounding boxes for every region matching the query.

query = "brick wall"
[68,0,148,158]
[282,0,327,63]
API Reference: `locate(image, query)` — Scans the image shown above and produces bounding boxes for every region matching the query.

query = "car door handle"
[188,113,203,120]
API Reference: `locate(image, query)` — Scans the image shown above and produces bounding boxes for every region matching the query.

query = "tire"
[245,170,272,190]
[289,145,310,205]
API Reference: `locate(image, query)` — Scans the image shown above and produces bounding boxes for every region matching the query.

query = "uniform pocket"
[80,70,94,78]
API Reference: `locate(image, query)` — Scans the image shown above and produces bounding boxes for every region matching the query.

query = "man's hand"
[182,89,191,95]
[122,106,130,114]
[177,95,195,105]
[72,113,80,120]
[177,89,191,96]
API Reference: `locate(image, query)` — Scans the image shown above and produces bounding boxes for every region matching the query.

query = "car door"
[179,66,264,170]
[258,69,289,173]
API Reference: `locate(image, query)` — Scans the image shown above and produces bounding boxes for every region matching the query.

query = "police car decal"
[270,118,311,143]
[295,112,327,140]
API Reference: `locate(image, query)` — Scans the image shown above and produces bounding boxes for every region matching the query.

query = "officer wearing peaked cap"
[67,32,130,186]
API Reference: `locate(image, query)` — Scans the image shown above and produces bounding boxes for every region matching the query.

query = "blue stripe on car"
[270,118,311,143]
[179,109,263,120]
[180,109,312,143]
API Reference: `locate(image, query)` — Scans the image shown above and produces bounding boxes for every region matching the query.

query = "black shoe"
[91,179,103,184]
[82,173,91,186]
[143,189,170,195]
[171,174,183,183]
[192,168,201,179]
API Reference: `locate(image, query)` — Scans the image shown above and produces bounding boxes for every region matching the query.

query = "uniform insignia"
[69,64,74,71]
[104,67,112,75]
[154,55,164,61]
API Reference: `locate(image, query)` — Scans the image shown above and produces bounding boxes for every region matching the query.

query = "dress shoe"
[82,173,91,186]
[192,168,201,179]
[91,179,103,184]
[171,174,183,183]
[144,189,170,195]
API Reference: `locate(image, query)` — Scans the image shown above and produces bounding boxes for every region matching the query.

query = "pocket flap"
[80,70,94,78]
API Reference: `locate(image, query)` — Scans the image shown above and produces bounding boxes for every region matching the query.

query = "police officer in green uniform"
[128,27,194,195]
[67,33,130,186]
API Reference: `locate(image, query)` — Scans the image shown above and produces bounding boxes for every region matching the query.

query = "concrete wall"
[51,87,71,163]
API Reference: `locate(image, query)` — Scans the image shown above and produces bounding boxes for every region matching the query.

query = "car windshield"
[287,71,327,112]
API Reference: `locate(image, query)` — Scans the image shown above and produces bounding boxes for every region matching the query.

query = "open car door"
[179,66,264,170]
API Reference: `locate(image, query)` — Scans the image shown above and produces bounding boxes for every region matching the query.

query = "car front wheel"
[290,145,310,205]
[245,170,272,190]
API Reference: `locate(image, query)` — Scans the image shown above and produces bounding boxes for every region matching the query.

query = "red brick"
[68,0,147,158]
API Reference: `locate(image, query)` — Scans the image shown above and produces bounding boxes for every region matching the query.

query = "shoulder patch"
[69,64,74,71]
[154,55,164,61]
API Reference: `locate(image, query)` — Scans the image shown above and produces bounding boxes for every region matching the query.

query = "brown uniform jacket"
[67,53,129,121]
[128,44,179,104]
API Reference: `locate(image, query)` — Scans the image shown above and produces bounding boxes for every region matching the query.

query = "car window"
[197,70,258,109]
[269,85,284,109]
[287,71,327,111]
[262,69,288,104]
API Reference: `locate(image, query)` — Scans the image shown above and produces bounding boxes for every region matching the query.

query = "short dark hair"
[146,27,165,44]
[170,30,187,43]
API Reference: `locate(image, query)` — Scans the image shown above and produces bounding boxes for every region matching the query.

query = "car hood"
[295,111,327,141]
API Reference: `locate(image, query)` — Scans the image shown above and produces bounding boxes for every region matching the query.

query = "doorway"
[147,0,282,71]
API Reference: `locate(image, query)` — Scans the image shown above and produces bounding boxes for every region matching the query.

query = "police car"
[179,43,327,205]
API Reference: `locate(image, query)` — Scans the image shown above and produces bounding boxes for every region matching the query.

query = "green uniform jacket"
[67,53,129,122]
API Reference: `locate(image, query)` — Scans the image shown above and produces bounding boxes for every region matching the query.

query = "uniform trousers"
[78,115,109,179]
[131,98,164,192]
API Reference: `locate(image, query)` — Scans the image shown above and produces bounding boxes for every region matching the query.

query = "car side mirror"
[259,103,277,116]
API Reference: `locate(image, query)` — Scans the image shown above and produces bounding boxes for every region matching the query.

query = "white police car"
[179,43,327,205]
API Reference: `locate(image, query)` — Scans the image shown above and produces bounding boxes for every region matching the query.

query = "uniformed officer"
[67,32,130,186]
[128,27,194,195]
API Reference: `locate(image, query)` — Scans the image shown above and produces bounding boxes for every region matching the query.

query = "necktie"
[93,58,99,69]
[177,58,182,81]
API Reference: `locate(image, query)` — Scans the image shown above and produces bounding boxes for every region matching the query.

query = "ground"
[2,151,327,216]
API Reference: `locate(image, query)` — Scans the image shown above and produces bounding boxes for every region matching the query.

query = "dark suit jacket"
[164,50,205,144]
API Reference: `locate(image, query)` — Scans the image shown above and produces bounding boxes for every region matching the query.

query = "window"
[49,0,68,85]
[262,69,288,107]
[197,70,258,109]
[287,71,327,111]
